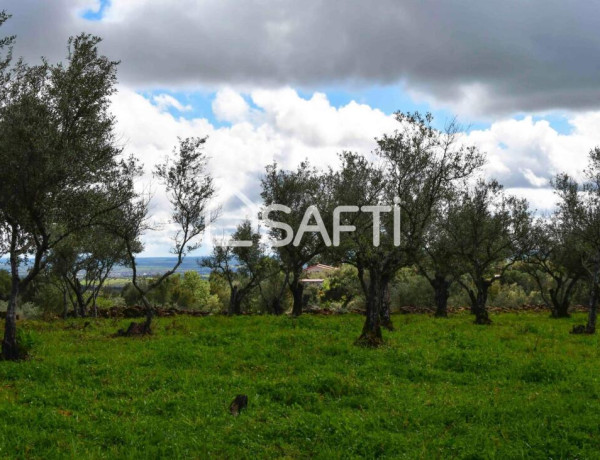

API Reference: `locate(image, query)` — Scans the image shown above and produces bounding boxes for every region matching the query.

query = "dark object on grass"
[115,320,152,337]
[571,324,595,334]
[229,394,248,416]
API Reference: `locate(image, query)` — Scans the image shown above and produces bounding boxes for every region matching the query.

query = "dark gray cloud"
[4,0,600,115]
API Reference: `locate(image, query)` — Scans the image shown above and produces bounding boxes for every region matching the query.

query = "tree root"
[114,321,152,337]
[355,331,384,348]
[570,324,595,334]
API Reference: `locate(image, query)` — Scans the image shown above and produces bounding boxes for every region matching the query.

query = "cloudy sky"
[4,0,600,255]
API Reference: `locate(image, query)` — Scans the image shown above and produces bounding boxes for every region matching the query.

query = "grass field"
[0,313,598,459]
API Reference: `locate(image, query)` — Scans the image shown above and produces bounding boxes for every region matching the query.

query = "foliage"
[330,113,484,343]
[320,265,363,310]
[22,277,65,317]
[261,161,333,315]
[523,216,586,318]
[121,272,218,311]
[201,220,273,315]
[446,179,533,324]
[553,147,600,332]
[207,271,230,313]
[0,269,9,299]
[390,267,434,308]
[0,30,138,358]
[178,271,218,310]
[47,225,130,317]
[14,328,36,359]
[109,137,216,331]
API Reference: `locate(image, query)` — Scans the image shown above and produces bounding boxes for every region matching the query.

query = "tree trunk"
[62,288,69,319]
[550,297,571,318]
[290,275,304,317]
[70,279,87,318]
[585,264,600,334]
[379,281,394,331]
[271,297,283,315]
[472,281,491,325]
[357,271,384,347]
[431,275,450,318]
[465,288,477,316]
[228,286,243,315]
[92,291,98,318]
[2,249,21,360]
[139,294,153,334]
[549,278,577,318]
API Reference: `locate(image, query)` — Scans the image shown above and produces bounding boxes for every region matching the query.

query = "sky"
[4,0,600,256]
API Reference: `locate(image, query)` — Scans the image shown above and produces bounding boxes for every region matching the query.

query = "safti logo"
[219,197,402,248]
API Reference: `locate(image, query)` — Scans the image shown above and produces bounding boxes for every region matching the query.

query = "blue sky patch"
[532,113,573,135]
[134,84,573,138]
[81,0,110,21]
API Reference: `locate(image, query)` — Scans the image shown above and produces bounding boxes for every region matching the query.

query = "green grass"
[101,278,131,287]
[0,313,599,459]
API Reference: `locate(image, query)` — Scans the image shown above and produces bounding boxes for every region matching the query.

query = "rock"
[229,394,248,416]
[115,321,152,337]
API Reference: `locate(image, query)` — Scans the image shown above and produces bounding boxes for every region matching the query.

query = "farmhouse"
[299,263,336,286]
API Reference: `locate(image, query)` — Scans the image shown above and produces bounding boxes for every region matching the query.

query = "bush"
[0,270,10,299]
[25,279,64,317]
[178,271,216,310]
[390,267,433,309]
[208,272,229,313]
[320,265,363,309]
[15,328,36,359]
[488,282,543,308]
[122,272,219,311]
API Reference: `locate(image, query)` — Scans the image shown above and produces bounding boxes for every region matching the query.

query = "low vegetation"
[0,313,598,458]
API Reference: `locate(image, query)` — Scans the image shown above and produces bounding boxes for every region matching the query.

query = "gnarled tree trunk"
[379,280,394,330]
[550,293,571,318]
[584,263,600,334]
[431,274,451,318]
[228,286,243,316]
[549,277,578,318]
[472,281,491,325]
[2,245,20,360]
[357,269,385,347]
[290,273,304,317]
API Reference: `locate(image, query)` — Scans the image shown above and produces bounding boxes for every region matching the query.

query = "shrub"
[390,267,433,308]
[15,328,36,359]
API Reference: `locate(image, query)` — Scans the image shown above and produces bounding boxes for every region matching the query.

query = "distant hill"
[0,257,212,279]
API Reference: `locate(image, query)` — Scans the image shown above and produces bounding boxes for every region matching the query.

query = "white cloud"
[521,168,549,187]
[111,86,398,256]
[465,116,600,188]
[212,88,250,123]
[110,86,600,256]
[152,94,192,112]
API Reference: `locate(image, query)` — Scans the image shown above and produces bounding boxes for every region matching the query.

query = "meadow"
[0,312,599,459]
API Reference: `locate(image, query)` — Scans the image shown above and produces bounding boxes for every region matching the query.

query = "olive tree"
[109,137,216,334]
[0,33,137,359]
[48,225,129,318]
[523,217,585,318]
[415,202,464,318]
[201,220,273,315]
[554,148,600,333]
[260,161,333,316]
[331,113,483,345]
[447,180,532,324]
